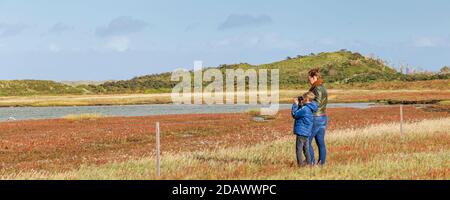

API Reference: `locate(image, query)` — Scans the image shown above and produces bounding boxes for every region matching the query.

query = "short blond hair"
[303,91,315,102]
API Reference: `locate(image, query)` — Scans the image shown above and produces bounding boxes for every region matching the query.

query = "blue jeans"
[309,116,328,165]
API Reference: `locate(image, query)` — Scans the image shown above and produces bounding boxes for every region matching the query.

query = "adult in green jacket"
[307,68,328,165]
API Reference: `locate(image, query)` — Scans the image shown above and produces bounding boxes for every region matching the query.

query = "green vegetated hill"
[1,50,448,96]
[0,80,88,96]
[85,50,448,94]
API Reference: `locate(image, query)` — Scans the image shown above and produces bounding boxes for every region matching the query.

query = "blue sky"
[1,0,449,80]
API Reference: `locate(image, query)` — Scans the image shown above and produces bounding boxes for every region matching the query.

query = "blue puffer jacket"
[291,101,318,137]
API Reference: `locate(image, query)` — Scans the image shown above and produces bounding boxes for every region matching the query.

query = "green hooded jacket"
[310,83,328,116]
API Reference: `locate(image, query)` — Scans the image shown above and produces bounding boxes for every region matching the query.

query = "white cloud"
[106,37,130,52]
[412,37,450,48]
[210,33,298,49]
[49,43,62,53]
[96,16,148,37]
[218,14,272,30]
[414,37,438,47]
[0,23,27,37]
[47,22,73,35]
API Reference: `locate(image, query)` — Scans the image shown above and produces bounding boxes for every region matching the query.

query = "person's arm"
[313,87,324,106]
[292,105,306,119]
[291,104,300,119]
[291,97,301,119]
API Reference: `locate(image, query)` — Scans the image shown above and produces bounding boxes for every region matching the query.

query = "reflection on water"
[0,103,377,122]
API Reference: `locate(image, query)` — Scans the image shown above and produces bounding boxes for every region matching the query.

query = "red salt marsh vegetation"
[0,105,448,177]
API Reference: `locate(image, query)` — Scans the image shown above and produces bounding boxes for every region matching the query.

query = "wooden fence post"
[156,122,161,177]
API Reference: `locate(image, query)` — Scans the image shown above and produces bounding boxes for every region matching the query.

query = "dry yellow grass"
[1,89,449,107]
[0,93,172,107]
[63,113,105,121]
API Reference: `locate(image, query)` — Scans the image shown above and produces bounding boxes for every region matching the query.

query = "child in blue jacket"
[292,92,318,167]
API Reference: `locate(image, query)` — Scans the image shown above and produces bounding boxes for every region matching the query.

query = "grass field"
[1,89,449,107]
[0,106,448,180]
[4,117,449,180]
[0,93,172,107]
[63,113,105,121]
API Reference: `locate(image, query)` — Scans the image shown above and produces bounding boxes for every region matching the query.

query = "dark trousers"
[296,135,311,167]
